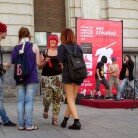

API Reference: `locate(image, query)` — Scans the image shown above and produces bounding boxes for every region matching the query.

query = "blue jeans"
[117,78,138,100]
[17,83,37,127]
[0,76,10,124]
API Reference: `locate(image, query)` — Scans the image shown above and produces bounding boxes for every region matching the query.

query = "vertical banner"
[77,19,123,96]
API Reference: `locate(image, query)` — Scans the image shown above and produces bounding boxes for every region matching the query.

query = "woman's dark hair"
[124,55,134,64]
[18,27,31,42]
[60,28,76,45]
[101,56,107,63]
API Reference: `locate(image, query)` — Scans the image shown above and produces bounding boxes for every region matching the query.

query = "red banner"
[77,19,123,96]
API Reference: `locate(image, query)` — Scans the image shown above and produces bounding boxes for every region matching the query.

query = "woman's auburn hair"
[60,28,76,45]
[47,34,58,48]
[18,27,31,42]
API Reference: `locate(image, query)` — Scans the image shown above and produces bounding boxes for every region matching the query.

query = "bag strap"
[42,49,48,58]
[0,45,5,81]
[64,44,77,55]
[0,45,3,65]
[19,42,26,54]
[64,45,71,54]
[14,42,33,55]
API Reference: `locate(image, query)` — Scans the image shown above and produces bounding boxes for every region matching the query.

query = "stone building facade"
[0,0,138,97]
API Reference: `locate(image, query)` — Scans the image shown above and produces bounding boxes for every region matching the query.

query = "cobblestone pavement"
[1,100,138,138]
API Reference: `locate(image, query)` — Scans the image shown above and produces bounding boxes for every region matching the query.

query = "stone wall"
[65,0,82,32]
[65,0,101,32]
[0,0,34,47]
[101,0,138,50]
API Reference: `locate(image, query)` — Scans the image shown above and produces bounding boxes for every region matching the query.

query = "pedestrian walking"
[58,28,85,130]
[39,34,62,126]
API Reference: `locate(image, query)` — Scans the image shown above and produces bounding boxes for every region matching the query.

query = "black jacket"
[119,62,134,81]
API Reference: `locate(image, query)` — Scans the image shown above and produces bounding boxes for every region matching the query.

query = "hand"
[99,78,102,81]
[45,57,50,62]
[3,63,11,70]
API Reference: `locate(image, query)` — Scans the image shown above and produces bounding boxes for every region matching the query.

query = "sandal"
[43,112,48,119]
[26,126,38,131]
[52,118,58,126]
[18,126,26,130]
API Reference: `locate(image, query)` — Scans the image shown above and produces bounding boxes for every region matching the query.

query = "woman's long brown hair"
[60,28,76,45]
[18,27,31,42]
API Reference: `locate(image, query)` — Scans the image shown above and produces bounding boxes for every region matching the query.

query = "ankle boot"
[68,119,81,130]
[60,117,69,128]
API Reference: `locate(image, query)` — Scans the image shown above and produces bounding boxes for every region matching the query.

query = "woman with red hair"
[39,34,62,126]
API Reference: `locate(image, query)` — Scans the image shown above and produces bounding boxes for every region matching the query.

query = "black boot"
[68,119,81,130]
[60,117,69,128]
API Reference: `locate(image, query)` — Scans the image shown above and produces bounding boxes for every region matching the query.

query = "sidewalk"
[1,100,138,138]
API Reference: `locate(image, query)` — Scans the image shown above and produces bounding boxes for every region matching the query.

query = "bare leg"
[64,83,79,119]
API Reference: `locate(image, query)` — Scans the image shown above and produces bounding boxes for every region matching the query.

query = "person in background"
[57,28,83,130]
[92,56,110,99]
[11,27,40,130]
[39,34,62,126]
[108,57,120,98]
[116,55,138,101]
[0,22,16,127]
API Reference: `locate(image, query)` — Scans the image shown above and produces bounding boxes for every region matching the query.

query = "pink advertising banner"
[77,18,123,96]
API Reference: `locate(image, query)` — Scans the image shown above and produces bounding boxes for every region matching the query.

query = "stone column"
[65,0,101,33]
[65,0,82,33]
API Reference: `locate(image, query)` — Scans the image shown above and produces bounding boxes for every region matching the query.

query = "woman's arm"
[59,62,63,70]
[38,53,49,69]
[32,44,40,66]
